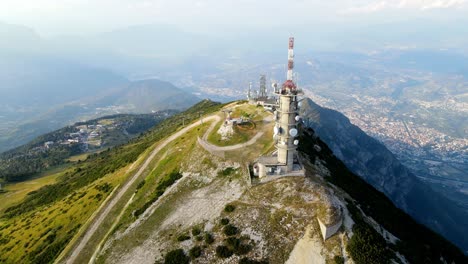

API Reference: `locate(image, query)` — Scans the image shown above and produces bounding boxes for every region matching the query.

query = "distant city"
[305,89,468,207]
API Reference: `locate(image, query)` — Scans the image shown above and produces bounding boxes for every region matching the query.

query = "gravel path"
[198,115,265,152]
[286,225,326,264]
[63,115,219,264]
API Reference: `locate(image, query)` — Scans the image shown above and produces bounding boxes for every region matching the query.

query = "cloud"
[340,1,389,14]
[340,0,467,14]
[419,0,467,9]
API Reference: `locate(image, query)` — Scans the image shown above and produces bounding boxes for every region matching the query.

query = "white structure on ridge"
[254,37,304,179]
[275,37,300,172]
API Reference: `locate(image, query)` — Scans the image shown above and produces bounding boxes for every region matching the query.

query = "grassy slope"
[0,167,66,213]
[0,100,224,264]
[0,164,129,263]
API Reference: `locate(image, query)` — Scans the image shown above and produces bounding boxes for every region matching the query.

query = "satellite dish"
[295,115,301,122]
[273,126,279,135]
[289,128,298,137]
[294,140,299,145]
[298,101,302,107]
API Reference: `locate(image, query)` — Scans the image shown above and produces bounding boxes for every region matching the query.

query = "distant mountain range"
[88,79,200,112]
[0,22,209,153]
[0,54,127,107]
[300,98,468,253]
[0,74,199,152]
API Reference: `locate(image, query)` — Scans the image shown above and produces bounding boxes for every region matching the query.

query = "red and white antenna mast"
[281,37,296,91]
[287,37,294,81]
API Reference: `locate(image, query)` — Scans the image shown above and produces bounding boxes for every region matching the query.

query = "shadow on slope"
[300,98,468,254]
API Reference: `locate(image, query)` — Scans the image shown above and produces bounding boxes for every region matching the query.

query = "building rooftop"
[257,156,280,165]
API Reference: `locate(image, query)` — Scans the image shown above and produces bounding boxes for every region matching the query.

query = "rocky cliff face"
[300,98,468,253]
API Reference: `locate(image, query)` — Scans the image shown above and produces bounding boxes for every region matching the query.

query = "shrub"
[334,256,345,264]
[224,204,236,213]
[237,244,252,255]
[346,223,392,264]
[220,218,230,225]
[216,245,233,258]
[177,234,190,242]
[226,237,241,248]
[223,224,238,236]
[192,227,202,236]
[239,258,269,264]
[189,246,202,259]
[219,167,236,177]
[164,249,189,264]
[204,232,215,244]
[225,237,252,255]
[136,180,146,190]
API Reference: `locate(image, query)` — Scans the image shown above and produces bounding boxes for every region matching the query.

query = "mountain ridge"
[0,100,466,263]
[300,97,468,253]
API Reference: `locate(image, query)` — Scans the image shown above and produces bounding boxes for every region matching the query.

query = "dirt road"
[63,115,219,264]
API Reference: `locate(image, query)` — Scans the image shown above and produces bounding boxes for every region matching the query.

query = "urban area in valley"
[305,85,468,209]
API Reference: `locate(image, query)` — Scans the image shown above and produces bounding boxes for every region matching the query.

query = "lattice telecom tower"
[259,74,267,98]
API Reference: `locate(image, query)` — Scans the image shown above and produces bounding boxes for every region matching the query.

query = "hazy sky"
[1,0,467,36]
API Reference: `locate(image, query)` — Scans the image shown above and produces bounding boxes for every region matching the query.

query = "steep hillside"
[298,127,467,263]
[0,100,222,264]
[1,101,465,264]
[90,101,466,263]
[300,98,468,254]
[71,102,465,264]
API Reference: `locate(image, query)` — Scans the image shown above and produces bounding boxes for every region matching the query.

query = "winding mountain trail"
[199,132,264,152]
[198,115,267,152]
[62,115,219,264]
